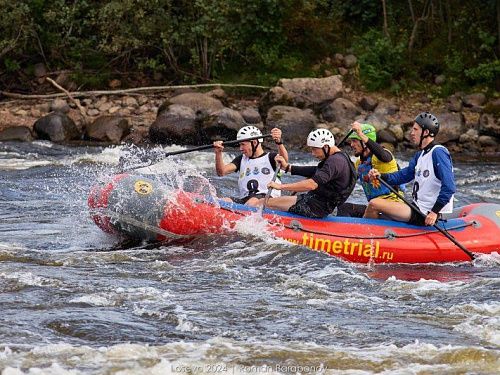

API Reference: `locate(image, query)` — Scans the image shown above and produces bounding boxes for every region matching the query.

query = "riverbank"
[1,77,499,157]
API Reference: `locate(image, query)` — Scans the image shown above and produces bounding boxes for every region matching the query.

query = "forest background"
[1,0,499,98]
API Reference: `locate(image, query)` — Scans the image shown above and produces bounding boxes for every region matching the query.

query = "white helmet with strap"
[307,129,335,148]
[237,126,263,143]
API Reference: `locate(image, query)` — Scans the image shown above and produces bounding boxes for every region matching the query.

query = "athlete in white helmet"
[213,126,288,206]
[263,128,357,218]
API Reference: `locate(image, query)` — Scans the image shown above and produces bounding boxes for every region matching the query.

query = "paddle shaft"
[122,133,271,171]
[377,177,475,260]
[337,129,355,148]
[163,133,272,157]
[261,165,281,214]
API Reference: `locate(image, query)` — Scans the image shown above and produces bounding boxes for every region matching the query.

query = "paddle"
[260,164,281,215]
[376,176,475,260]
[121,133,272,171]
[336,129,355,148]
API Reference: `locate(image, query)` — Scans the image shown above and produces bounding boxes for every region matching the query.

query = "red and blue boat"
[88,174,500,264]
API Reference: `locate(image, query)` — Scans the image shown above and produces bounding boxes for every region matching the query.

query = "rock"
[87,109,100,117]
[137,95,149,106]
[30,109,41,118]
[109,79,121,89]
[446,95,463,112]
[435,112,464,143]
[50,98,70,113]
[201,108,246,141]
[484,98,500,116]
[364,114,389,131]
[337,67,349,76]
[122,97,138,108]
[463,93,486,108]
[15,109,28,116]
[343,54,357,68]
[478,135,499,147]
[206,88,227,103]
[377,129,397,144]
[98,102,112,112]
[321,98,361,124]
[388,124,404,141]
[374,100,399,116]
[333,53,344,66]
[0,126,33,142]
[33,112,80,142]
[86,116,131,143]
[265,106,317,147]
[359,96,378,111]
[34,63,47,78]
[459,129,479,143]
[108,106,121,114]
[435,75,446,85]
[277,75,343,106]
[149,104,198,144]
[240,108,262,125]
[160,92,225,118]
[479,113,500,138]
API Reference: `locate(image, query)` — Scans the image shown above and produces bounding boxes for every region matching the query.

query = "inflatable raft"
[88,174,500,264]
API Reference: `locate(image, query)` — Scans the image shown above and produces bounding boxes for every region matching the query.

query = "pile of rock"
[0,75,498,154]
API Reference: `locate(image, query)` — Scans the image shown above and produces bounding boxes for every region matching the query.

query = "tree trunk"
[408,0,415,23]
[497,0,500,55]
[382,0,389,38]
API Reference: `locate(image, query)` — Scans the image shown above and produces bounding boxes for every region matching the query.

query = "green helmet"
[348,124,377,142]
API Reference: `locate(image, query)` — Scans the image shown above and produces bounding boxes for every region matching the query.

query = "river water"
[0,140,499,374]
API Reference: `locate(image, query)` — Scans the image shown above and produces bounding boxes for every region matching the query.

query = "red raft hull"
[89,174,500,264]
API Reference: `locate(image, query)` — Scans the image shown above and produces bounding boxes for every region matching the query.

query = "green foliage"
[0,0,498,95]
[465,60,500,86]
[353,30,406,91]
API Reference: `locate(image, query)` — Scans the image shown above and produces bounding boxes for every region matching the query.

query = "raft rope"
[90,208,191,240]
[218,205,475,240]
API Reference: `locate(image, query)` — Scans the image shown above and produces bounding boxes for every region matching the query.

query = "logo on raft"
[134,180,153,195]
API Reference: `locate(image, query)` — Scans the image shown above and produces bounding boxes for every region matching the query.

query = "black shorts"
[288,193,331,218]
[231,193,266,205]
[336,202,367,218]
[408,209,426,226]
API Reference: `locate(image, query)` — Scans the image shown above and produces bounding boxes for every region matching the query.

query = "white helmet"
[237,125,263,143]
[307,129,335,148]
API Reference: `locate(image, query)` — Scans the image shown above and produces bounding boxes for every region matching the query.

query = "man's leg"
[261,196,298,211]
[364,197,412,222]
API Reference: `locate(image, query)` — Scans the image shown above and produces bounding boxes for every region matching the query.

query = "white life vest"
[413,145,454,214]
[237,154,281,199]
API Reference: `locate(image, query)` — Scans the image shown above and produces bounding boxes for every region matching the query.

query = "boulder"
[359,96,378,111]
[240,107,262,125]
[50,98,70,113]
[86,116,131,143]
[0,126,33,142]
[158,92,224,118]
[260,76,344,115]
[321,98,361,125]
[479,113,500,138]
[377,129,397,145]
[265,106,317,147]
[200,108,246,141]
[435,112,464,144]
[478,135,499,147]
[446,95,463,112]
[343,54,357,68]
[149,104,197,144]
[33,112,80,142]
[463,93,486,108]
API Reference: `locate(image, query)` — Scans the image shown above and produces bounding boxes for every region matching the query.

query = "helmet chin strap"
[251,140,258,158]
[418,129,431,149]
[322,145,330,159]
